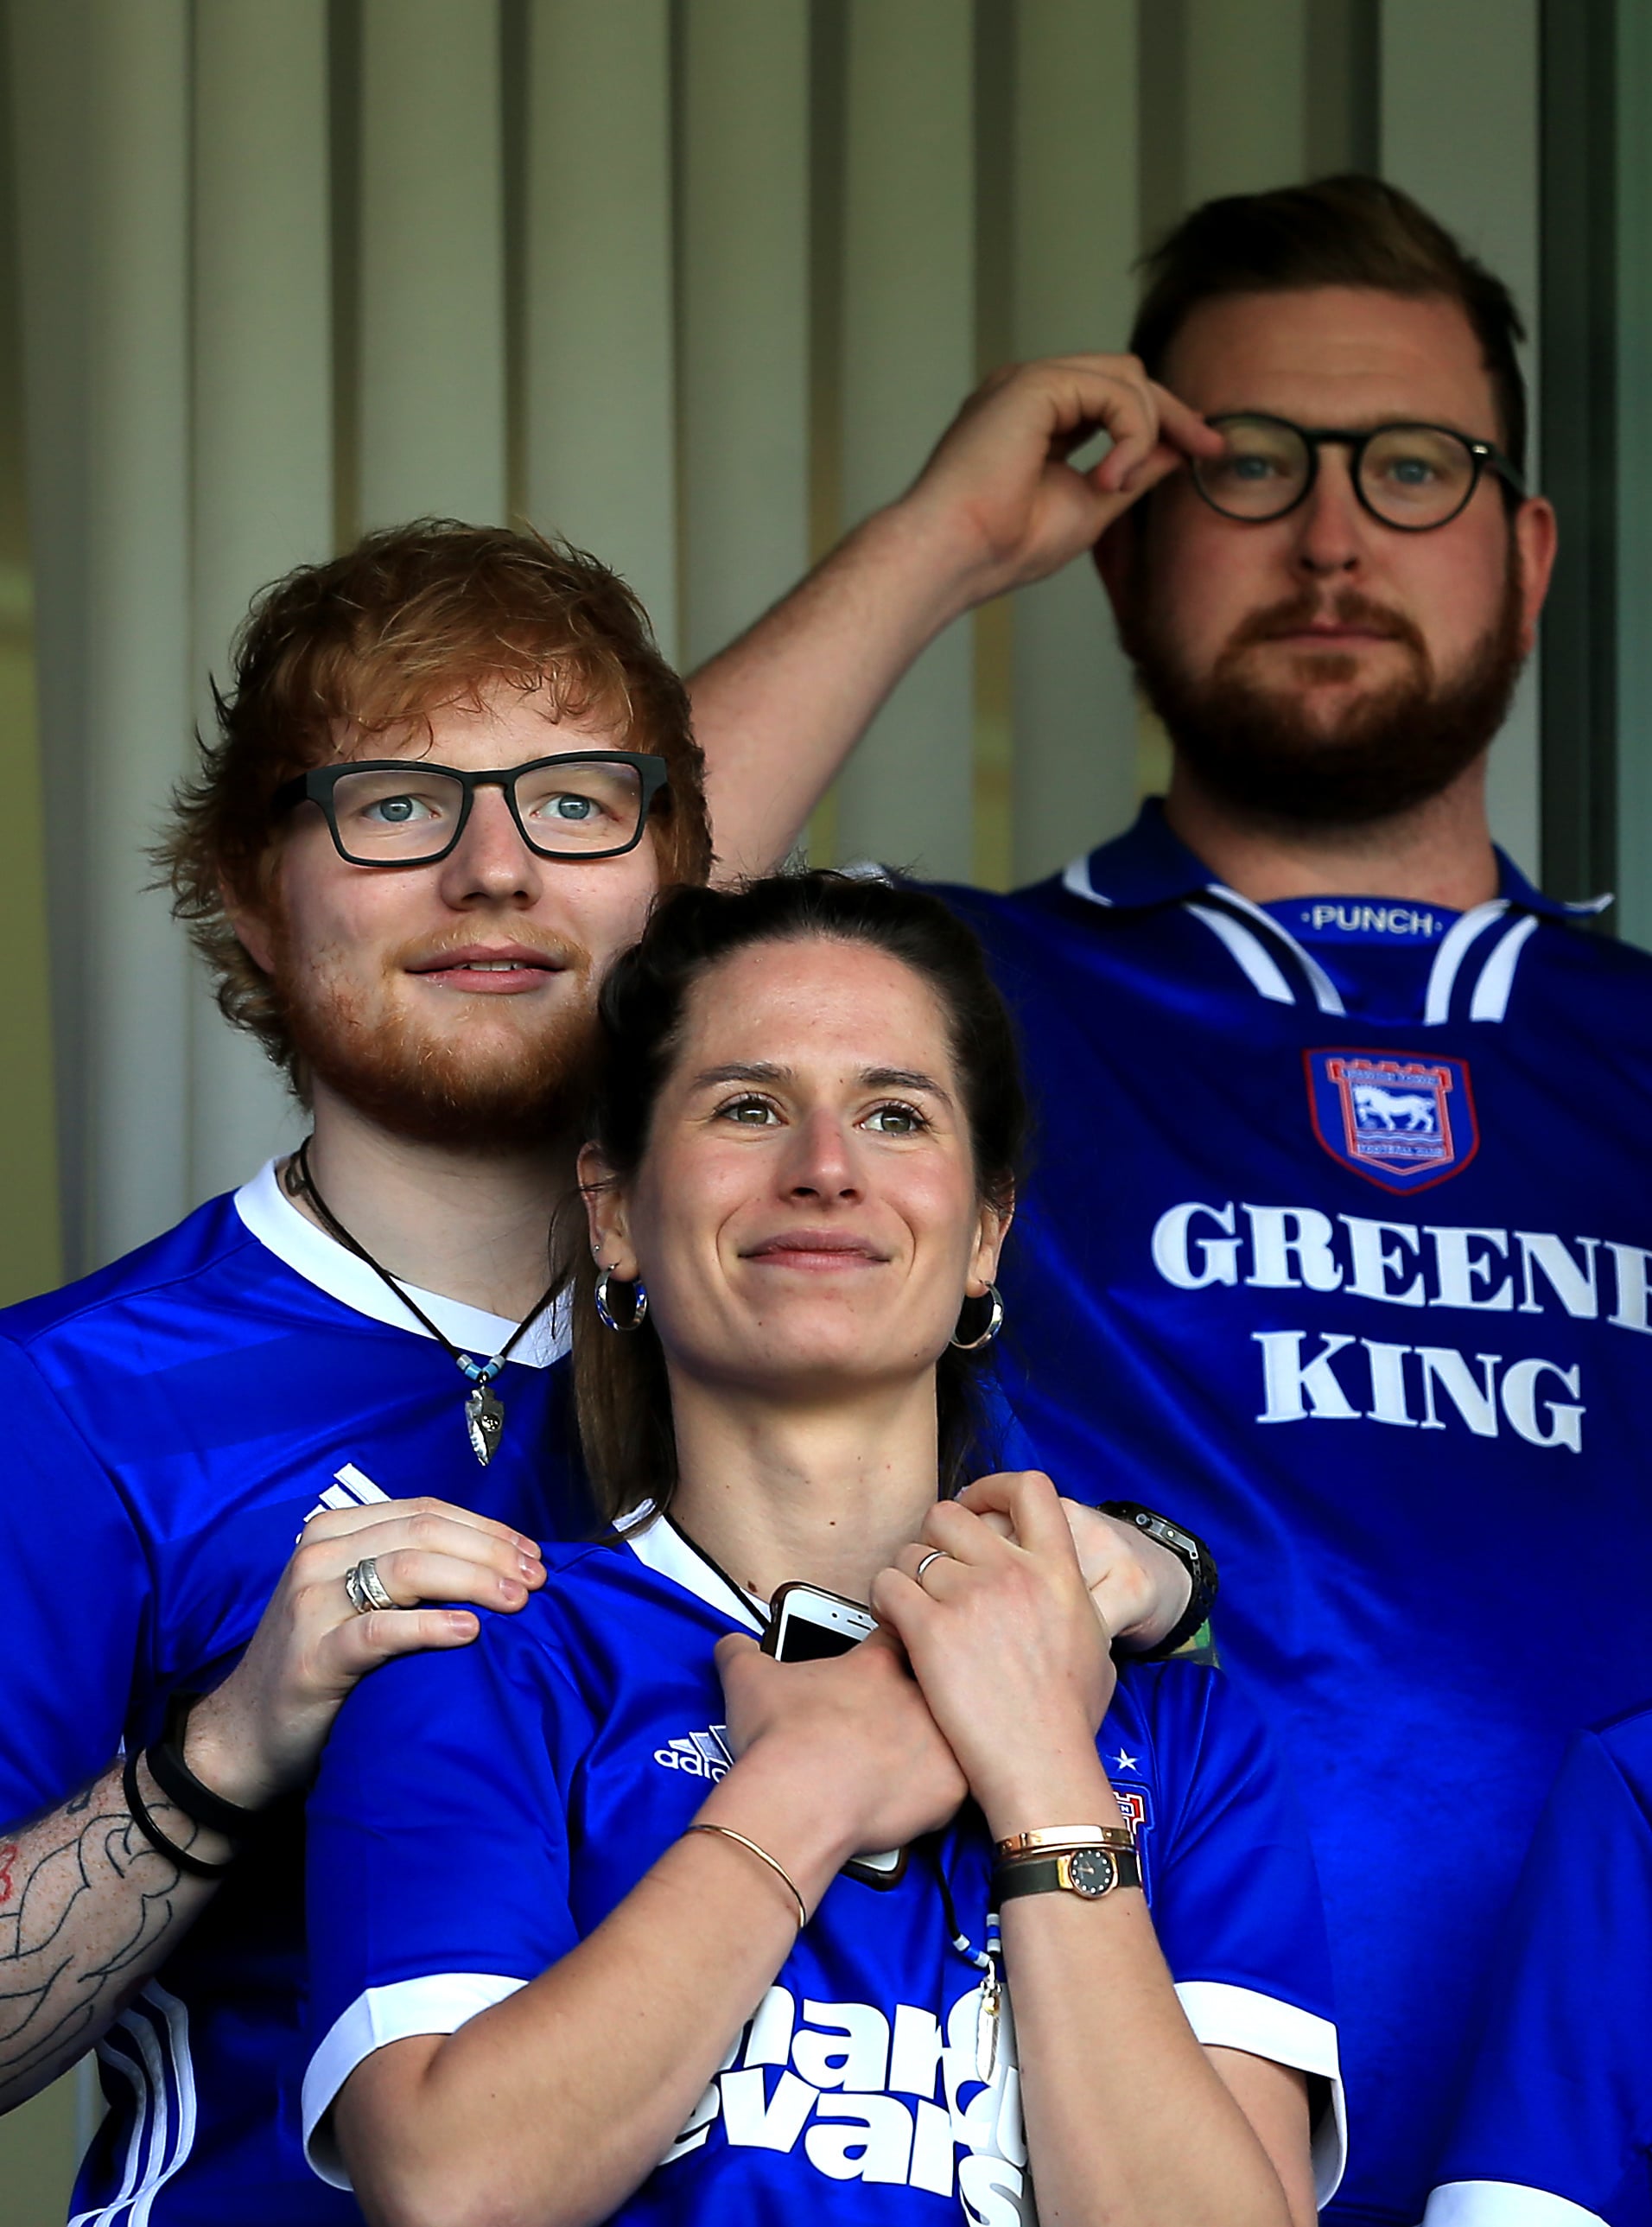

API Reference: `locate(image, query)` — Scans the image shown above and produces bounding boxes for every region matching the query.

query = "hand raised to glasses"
[873,1472,1118,1839]
[897,353,1227,612]
[182,1498,545,1814]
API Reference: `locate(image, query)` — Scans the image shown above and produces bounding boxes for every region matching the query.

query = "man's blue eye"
[550,795,595,820]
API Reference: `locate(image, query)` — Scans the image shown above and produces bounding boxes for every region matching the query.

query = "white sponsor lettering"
[1252,1331,1585,1449]
[1516,1231,1600,1317]
[1252,1333,1361,1422]
[1151,1200,1239,1289]
[1415,1346,1500,1435]
[1153,1201,1645,1329]
[1606,1242,1652,1333]
[1149,1198,1642,1451]
[1343,1216,1425,1305]
[1500,1358,1585,1451]
[1243,1206,1343,1292]
[663,1980,1032,2213]
[1307,902,1440,939]
[1425,1226,1513,1311]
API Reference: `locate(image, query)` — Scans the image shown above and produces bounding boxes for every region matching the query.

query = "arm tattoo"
[0,1758,223,2107]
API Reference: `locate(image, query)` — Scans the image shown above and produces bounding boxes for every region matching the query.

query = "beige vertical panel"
[525,1,678,659]
[11,0,96,1274]
[833,0,975,879]
[1182,0,1307,202]
[1382,0,1541,874]
[1010,0,1140,884]
[76,0,194,1263]
[359,0,506,526]
[189,0,333,1200]
[0,0,64,1304]
[679,0,810,676]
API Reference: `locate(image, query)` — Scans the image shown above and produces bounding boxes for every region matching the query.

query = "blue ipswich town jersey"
[1424,1704,1652,2227]
[0,1161,590,2225]
[925,802,1652,2226]
[303,1511,1346,2222]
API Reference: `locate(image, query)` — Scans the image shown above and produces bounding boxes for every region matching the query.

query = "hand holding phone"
[762,1581,909,1888]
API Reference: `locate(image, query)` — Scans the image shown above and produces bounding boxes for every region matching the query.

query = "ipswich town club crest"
[1304,1049,1479,1193]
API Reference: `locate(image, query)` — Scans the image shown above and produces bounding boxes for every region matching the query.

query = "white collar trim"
[615,1502,767,1633]
[232,1159,569,1368]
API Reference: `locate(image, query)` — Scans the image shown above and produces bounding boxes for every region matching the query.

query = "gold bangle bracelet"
[995,1823,1136,1859]
[686,1823,809,1931]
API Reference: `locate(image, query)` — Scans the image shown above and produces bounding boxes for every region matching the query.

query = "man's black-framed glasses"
[271,752,671,868]
[1191,414,1526,532]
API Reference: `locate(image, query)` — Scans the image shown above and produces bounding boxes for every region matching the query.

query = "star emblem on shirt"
[1111,1748,1139,1773]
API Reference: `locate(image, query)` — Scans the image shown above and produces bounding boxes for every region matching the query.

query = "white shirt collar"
[232,1158,569,1369]
[614,1501,767,1633]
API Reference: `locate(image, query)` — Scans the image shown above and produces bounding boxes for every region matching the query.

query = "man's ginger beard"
[1123,543,1527,827]
[266,916,600,1151]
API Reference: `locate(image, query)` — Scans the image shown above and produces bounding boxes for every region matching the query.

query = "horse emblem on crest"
[1305,1049,1479,1193]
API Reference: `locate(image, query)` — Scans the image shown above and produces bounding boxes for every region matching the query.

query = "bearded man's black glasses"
[1191,414,1526,532]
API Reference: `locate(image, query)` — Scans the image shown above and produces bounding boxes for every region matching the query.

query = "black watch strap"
[1101,1502,1218,1662]
[143,1692,264,1841]
[994,1844,1144,1905]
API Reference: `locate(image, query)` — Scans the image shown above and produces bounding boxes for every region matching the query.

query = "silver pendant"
[466,1383,505,1465]
[975,1967,1002,2084]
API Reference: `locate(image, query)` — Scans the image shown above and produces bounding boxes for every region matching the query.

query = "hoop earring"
[594,1268,649,1333]
[950,1285,1003,1351]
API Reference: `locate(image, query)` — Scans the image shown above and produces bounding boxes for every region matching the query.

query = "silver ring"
[344,1556,397,1616]
[914,1549,949,1585]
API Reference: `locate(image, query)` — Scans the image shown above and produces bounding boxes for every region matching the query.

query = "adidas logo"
[653,1727,734,1782]
[303,1462,391,1526]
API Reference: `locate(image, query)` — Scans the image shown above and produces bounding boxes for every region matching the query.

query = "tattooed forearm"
[0,1757,228,2109]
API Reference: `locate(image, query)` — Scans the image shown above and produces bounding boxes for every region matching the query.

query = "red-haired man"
[0,520,1180,2223]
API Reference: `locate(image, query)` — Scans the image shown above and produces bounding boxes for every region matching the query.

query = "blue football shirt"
[0,1161,591,2225]
[919,801,1652,2226]
[303,1510,1346,2221]
[1425,1704,1652,2227]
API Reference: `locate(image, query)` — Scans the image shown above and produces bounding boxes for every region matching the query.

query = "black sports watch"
[1100,1503,1218,1662]
[994,1843,1144,1905]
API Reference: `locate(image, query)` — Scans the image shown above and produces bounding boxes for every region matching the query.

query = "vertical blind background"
[0,0,1554,1294]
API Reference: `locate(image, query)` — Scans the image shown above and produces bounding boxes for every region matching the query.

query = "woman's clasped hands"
[716,1468,1119,1866]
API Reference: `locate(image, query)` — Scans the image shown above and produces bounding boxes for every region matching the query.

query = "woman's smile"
[740,1229,890,1270]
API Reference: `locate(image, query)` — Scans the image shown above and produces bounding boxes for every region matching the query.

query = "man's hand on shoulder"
[894,353,1226,617]
[184,1498,546,1811]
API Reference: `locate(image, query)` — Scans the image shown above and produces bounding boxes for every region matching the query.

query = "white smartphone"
[762,1581,908,1888]
[764,1580,879,1660]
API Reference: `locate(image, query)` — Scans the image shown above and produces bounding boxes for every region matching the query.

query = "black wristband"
[121,1745,236,1880]
[143,1692,264,1841]
[993,1844,1144,1904]
[1100,1503,1219,1662]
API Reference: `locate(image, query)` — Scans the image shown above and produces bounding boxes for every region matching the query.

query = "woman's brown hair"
[570,872,1028,1524]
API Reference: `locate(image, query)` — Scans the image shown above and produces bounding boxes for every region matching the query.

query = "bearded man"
[0,521,1184,2224]
[688,177,1652,2225]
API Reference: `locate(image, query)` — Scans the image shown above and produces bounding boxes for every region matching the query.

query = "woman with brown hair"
[302,871,1344,2227]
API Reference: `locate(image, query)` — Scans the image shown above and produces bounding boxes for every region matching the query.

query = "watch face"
[1067,1848,1117,1898]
